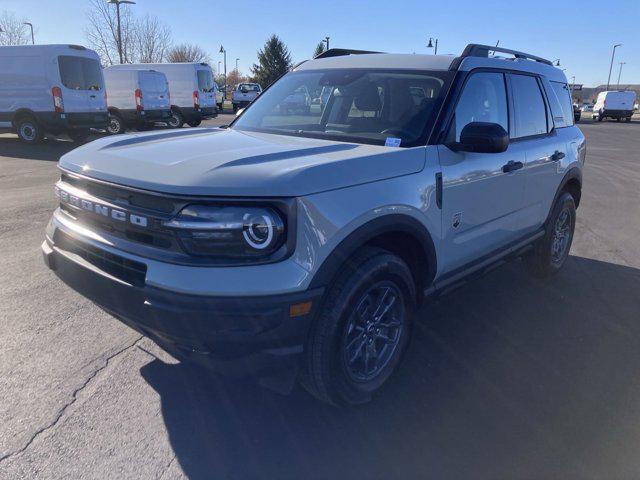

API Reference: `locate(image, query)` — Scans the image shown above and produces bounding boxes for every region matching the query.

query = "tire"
[301,247,416,406]
[68,129,90,143]
[525,192,576,278]
[187,119,201,127]
[626,117,632,123]
[217,103,223,112]
[15,115,44,144]
[167,109,184,128]
[616,117,621,122]
[232,104,238,113]
[106,114,125,135]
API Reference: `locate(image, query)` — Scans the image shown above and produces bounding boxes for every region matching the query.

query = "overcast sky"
[2,0,638,87]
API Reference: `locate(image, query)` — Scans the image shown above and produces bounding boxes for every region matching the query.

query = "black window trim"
[546,79,575,129]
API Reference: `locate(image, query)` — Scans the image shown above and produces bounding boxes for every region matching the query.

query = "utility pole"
[23,22,34,44]
[606,43,622,91]
[235,58,239,72]
[617,62,626,89]
[107,0,136,64]
[219,45,227,97]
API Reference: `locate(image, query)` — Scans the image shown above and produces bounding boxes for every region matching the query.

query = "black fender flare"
[545,166,582,226]
[11,108,37,128]
[308,214,437,292]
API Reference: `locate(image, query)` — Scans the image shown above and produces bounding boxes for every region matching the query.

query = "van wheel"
[68,129,90,143]
[107,114,125,135]
[15,116,44,144]
[217,103,223,112]
[301,247,415,406]
[167,109,184,128]
[626,117,632,123]
[187,120,201,127]
[525,192,576,278]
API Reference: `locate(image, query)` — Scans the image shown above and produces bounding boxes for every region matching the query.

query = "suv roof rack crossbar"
[460,44,553,66]
[314,48,383,59]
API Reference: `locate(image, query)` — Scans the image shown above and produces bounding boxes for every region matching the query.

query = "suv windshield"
[233,69,452,146]
[58,56,103,91]
[197,69,215,92]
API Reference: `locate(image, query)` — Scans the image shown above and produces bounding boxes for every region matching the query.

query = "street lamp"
[617,61,626,89]
[106,0,136,64]
[427,37,438,55]
[322,36,330,50]
[553,59,561,67]
[23,22,34,44]
[606,43,622,91]
[235,58,239,72]
[219,45,227,96]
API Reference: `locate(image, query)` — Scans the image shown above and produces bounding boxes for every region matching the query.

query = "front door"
[437,71,527,274]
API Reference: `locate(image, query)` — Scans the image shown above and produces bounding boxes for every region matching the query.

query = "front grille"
[55,230,147,287]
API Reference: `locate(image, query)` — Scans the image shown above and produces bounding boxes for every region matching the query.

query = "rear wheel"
[167,109,184,128]
[15,115,44,144]
[626,117,632,123]
[106,113,125,135]
[187,119,201,127]
[301,247,415,406]
[525,192,576,278]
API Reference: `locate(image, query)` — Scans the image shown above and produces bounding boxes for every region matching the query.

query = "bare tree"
[85,0,136,65]
[166,43,210,63]
[226,69,249,88]
[0,10,30,46]
[134,14,171,63]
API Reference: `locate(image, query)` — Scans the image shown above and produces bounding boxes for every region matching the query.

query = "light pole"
[23,22,34,44]
[427,37,438,55]
[107,0,136,64]
[606,43,622,91]
[235,58,239,72]
[617,62,626,89]
[322,36,330,50]
[219,45,227,97]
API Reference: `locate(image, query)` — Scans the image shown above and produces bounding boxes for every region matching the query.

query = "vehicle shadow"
[140,255,640,480]
[0,136,98,162]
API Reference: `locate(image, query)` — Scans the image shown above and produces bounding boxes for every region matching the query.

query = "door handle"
[502,160,524,173]
[550,150,565,161]
[89,95,96,98]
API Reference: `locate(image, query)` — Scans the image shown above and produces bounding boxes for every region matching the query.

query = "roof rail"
[460,44,553,66]
[314,48,383,59]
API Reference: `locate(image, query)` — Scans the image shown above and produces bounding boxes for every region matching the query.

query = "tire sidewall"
[16,117,42,144]
[107,114,124,135]
[168,109,183,128]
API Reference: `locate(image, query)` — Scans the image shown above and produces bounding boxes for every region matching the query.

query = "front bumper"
[42,231,322,376]
[38,112,109,132]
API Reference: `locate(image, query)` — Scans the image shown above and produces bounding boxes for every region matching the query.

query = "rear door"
[195,67,215,108]
[57,55,106,113]
[437,71,527,273]
[140,71,169,110]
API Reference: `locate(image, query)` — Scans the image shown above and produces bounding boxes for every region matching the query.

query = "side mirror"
[456,122,509,154]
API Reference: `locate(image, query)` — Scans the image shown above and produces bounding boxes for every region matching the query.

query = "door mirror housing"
[454,122,509,154]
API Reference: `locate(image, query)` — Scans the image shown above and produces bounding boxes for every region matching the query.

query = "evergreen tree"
[313,41,325,58]
[250,35,292,88]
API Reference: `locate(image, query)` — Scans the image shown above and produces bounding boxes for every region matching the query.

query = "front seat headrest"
[354,83,381,111]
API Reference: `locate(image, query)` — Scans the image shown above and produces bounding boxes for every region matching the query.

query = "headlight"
[163,205,285,259]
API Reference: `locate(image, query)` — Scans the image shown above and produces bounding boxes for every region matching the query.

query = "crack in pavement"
[158,455,178,480]
[0,335,144,464]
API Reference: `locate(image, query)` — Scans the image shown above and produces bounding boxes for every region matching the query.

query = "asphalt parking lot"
[1,115,640,479]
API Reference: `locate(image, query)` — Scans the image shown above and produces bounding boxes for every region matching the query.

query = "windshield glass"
[239,83,261,92]
[197,69,215,92]
[233,69,452,146]
[58,56,103,91]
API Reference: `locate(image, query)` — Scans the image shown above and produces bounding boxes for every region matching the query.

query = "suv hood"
[59,128,425,197]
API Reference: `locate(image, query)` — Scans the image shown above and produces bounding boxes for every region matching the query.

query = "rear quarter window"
[547,81,574,128]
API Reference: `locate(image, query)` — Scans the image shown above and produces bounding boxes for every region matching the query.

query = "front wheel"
[106,114,125,135]
[525,192,576,277]
[15,116,44,144]
[301,247,415,406]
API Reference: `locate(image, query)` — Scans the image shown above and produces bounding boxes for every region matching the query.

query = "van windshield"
[233,69,453,147]
[197,70,215,92]
[58,56,103,91]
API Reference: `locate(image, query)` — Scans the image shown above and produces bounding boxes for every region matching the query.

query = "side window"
[448,72,508,143]
[548,81,574,127]
[510,74,548,138]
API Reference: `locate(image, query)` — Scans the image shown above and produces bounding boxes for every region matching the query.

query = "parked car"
[581,104,594,112]
[43,44,585,406]
[592,90,636,122]
[232,83,262,112]
[573,104,581,122]
[108,62,217,127]
[103,68,171,134]
[0,44,108,143]
[280,85,311,114]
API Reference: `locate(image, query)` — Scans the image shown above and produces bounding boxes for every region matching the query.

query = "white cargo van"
[108,63,217,128]
[103,67,171,134]
[0,44,108,143]
[592,90,636,122]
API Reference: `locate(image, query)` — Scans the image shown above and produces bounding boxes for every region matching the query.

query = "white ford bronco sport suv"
[43,45,585,405]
